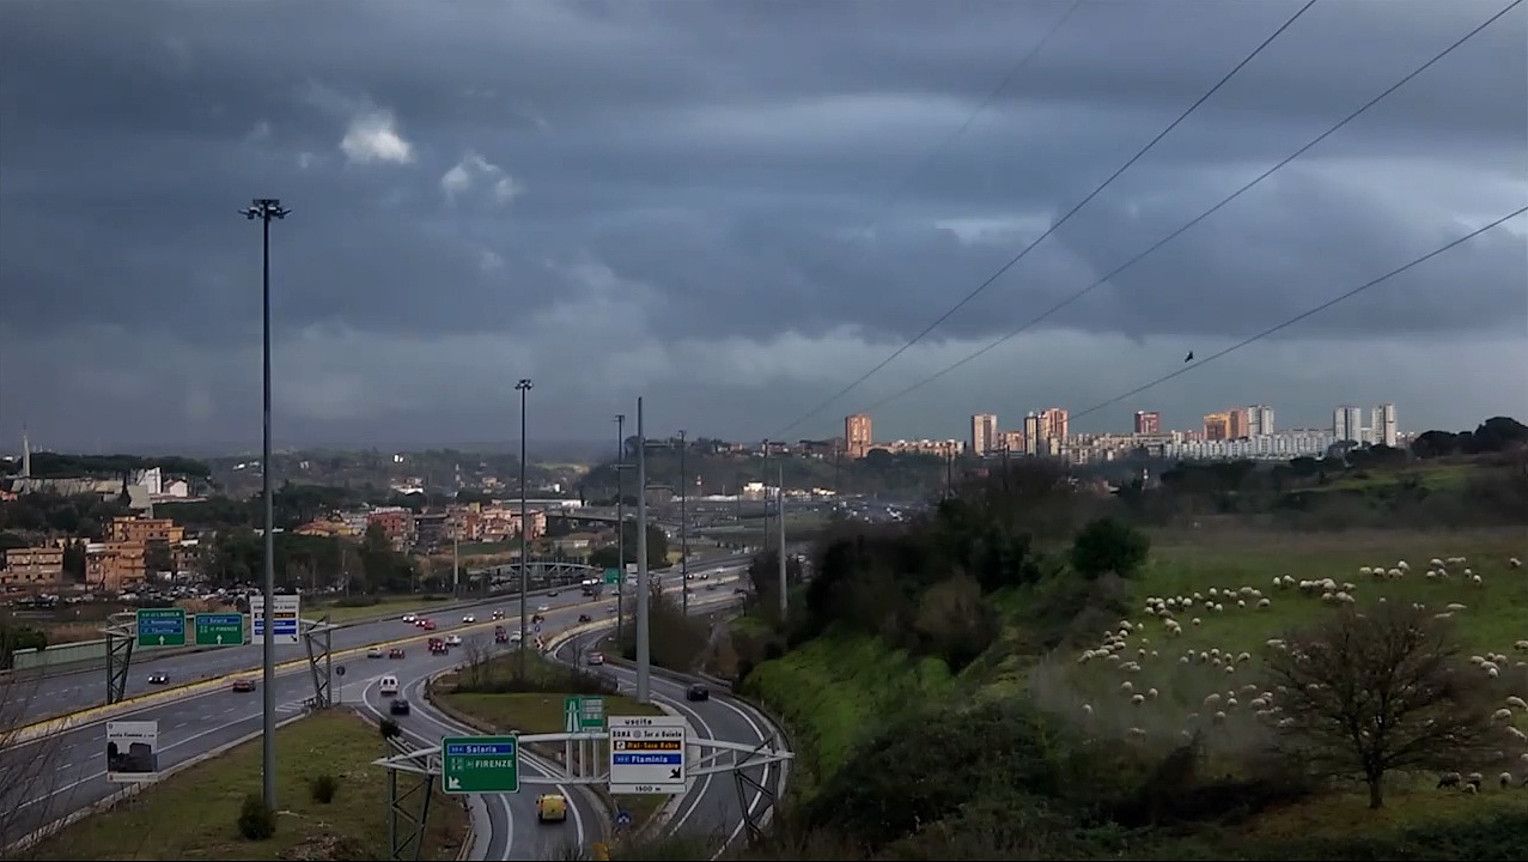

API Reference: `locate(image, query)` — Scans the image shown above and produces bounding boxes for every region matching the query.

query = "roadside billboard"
[106,720,159,783]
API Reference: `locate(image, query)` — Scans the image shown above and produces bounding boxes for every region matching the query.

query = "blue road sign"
[615,809,633,828]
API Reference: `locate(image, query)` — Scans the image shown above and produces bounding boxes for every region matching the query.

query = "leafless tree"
[0,671,70,854]
[458,637,492,691]
[1265,603,1494,808]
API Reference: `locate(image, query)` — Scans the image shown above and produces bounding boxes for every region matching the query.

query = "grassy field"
[1312,460,1491,493]
[742,630,954,797]
[30,710,466,860]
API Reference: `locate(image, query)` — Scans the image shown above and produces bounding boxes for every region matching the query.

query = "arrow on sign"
[158,635,165,646]
[670,767,681,779]
[216,634,223,644]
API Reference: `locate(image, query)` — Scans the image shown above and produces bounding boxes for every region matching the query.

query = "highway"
[10,552,751,725]
[2,553,769,859]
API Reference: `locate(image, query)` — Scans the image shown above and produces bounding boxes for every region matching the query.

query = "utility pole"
[777,462,786,618]
[614,414,625,643]
[635,397,650,704]
[242,196,288,813]
[760,439,771,556]
[678,429,688,617]
[452,534,459,598]
[515,378,532,679]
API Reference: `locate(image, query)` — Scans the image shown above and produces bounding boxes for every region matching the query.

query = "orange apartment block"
[86,541,147,591]
[366,507,416,551]
[108,516,185,545]
[2,546,64,586]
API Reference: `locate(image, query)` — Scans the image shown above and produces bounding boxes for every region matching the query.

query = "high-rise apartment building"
[1000,430,1025,454]
[970,413,998,456]
[1040,407,1069,444]
[845,413,873,459]
[1134,411,1161,435]
[1333,405,1364,443]
[1023,413,1041,455]
[1203,411,1231,441]
[1227,407,1249,440]
[1374,403,1397,447]
[1246,405,1274,436]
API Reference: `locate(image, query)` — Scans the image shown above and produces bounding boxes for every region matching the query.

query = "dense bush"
[378,718,401,740]
[1070,517,1150,579]
[308,773,338,804]
[236,793,275,840]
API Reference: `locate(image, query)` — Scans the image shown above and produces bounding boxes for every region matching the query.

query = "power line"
[773,0,1320,438]
[1068,203,1528,422]
[860,0,1525,415]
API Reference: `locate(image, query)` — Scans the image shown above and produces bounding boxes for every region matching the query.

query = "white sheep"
[1192,617,1202,626]
[1225,665,1236,674]
[1322,592,1336,603]
[1509,557,1521,569]
[1127,727,1147,739]
[1386,568,1402,579]
[1507,727,1527,742]
[1493,708,1513,722]
[1203,693,1222,707]
[1179,655,1190,664]
[1209,587,1219,597]
[1447,603,1468,612]
[1236,651,1252,664]
[1501,772,1514,788]
[1359,566,1372,576]
[1131,694,1146,706]
[1430,557,1445,568]
[1121,681,1134,693]
[1471,574,1484,586]
[1397,560,1410,571]
[1212,711,1227,723]
[1147,687,1159,700]
[1506,696,1528,710]
[1257,598,1272,609]
[1277,717,1295,728]
[1214,603,1224,612]
[1082,703,1094,718]
[1237,599,1246,608]
[1472,655,1487,665]
[1435,612,1455,620]
[1488,667,1500,678]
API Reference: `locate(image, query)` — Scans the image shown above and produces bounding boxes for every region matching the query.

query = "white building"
[970,413,998,456]
[1247,405,1275,436]
[1333,405,1364,443]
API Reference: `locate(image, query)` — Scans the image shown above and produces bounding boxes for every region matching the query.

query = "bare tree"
[0,672,69,854]
[458,637,492,691]
[1265,603,1494,808]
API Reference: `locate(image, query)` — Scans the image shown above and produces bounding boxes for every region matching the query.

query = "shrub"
[237,793,275,840]
[309,773,338,804]
[1069,517,1150,579]
[379,717,401,740]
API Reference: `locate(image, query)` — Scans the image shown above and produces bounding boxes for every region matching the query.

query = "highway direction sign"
[135,608,186,648]
[608,715,686,794]
[194,612,244,647]
[250,594,300,645]
[106,720,159,782]
[441,735,519,794]
[603,567,620,585]
[564,695,605,732]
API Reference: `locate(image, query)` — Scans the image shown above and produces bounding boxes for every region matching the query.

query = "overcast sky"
[1,0,1524,454]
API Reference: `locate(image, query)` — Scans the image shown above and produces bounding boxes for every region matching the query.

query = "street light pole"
[635,397,650,704]
[778,462,787,618]
[678,429,687,617]
[760,439,770,556]
[614,414,625,643]
[515,378,532,679]
[242,197,288,813]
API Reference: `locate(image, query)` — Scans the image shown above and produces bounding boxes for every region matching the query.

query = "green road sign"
[136,608,186,648]
[564,696,605,732]
[194,612,244,647]
[603,567,619,585]
[442,736,519,794]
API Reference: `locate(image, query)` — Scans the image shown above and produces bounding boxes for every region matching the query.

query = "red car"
[421,619,436,631]
[389,647,405,659]
[231,678,256,692]
[428,637,448,655]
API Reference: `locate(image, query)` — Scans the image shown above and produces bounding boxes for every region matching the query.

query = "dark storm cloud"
[0,0,1523,447]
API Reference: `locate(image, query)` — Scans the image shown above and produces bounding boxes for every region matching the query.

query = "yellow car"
[536,793,567,823]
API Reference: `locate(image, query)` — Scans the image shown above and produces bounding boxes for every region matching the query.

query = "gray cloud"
[1,0,1523,450]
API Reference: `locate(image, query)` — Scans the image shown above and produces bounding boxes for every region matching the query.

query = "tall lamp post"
[678,429,688,616]
[241,197,288,812]
[613,414,626,642]
[515,378,532,679]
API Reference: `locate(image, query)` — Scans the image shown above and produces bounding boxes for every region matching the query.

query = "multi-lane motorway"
[2,552,784,859]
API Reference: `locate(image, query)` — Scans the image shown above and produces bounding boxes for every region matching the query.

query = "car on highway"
[389,698,411,716]
[548,589,559,596]
[536,604,549,613]
[389,647,406,659]
[421,619,437,631]
[414,618,428,627]
[367,647,385,658]
[706,583,718,591]
[536,793,568,823]
[462,614,476,623]
[577,613,592,623]
[402,613,417,623]
[686,683,709,702]
[380,675,400,696]
[733,587,748,595]
[491,609,505,620]
[147,671,169,685]
[446,634,463,646]
[232,678,257,693]
[586,651,605,666]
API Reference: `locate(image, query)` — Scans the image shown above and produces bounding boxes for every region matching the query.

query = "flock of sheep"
[1067,552,1528,795]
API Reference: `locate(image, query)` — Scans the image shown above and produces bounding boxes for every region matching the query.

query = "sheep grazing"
[1224,665,1236,674]
[1471,574,1484,586]
[1359,566,1373,576]
[1193,592,1204,601]
[1322,592,1336,603]
[1447,603,1468,612]
[1275,576,1287,588]
[1250,697,1268,709]
[1179,655,1190,664]
[1214,603,1225,613]
[1213,711,1227,723]
[1192,617,1202,626]
[1437,771,1462,789]
[1506,696,1528,710]
[1463,783,1479,795]
[1397,560,1410,571]
[1464,568,1474,577]
[1467,771,1484,787]
[1121,681,1134,693]
[1489,667,1501,678]
[1435,612,1455,620]
[1236,651,1253,664]
[1507,727,1527,742]
[1430,558,1445,568]
[1509,557,1522,569]
[1471,655,1487,665]
[1493,708,1513,722]
[1082,703,1094,718]
[1204,693,1222,707]
[1209,588,1219,597]
[1387,568,1402,580]
[1237,599,1246,608]
[1342,582,1357,592]
[1257,598,1272,609]
[1131,694,1146,706]
[1277,717,1295,728]
[1502,772,1515,788]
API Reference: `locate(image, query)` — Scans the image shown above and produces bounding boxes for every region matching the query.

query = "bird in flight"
[1184,351,1194,363]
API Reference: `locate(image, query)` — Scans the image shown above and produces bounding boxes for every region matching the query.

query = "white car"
[462,614,476,623]
[367,647,385,658]
[446,634,463,646]
[536,604,549,613]
[402,613,417,623]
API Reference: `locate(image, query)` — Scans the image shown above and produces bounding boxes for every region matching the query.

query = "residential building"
[1023,413,1041,455]
[881,439,964,458]
[1333,405,1364,443]
[366,506,416,551]
[1134,411,1161,435]
[1040,408,1069,444]
[970,413,998,456]
[1376,402,1398,447]
[999,430,1026,455]
[476,505,545,541]
[2,546,64,586]
[108,515,184,546]
[797,438,839,458]
[845,413,873,459]
[413,512,449,551]
[1247,405,1275,437]
[1226,407,1250,440]
[170,540,203,577]
[85,541,146,591]
[1203,411,1231,441]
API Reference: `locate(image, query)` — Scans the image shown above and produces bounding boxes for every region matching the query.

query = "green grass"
[30,710,466,860]
[457,541,515,555]
[742,629,954,798]
[1310,461,1489,494]
[313,594,457,624]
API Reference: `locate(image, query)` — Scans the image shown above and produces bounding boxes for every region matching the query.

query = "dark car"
[389,698,411,716]
[577,613,592,623]
[231,678,257,693]
[686,684,709,702]
[147,671,169,685]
